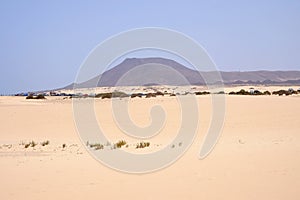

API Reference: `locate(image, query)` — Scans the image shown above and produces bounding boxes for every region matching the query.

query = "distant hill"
[63,57,300,89]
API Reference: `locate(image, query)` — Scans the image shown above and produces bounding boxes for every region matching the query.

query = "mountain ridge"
[63,57,300,89]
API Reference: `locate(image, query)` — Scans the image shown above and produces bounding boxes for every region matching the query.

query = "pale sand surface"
[60,85,300,95]
[0,90,300,199]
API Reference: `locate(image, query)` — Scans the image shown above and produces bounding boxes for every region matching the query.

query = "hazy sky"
[0,0,300,94]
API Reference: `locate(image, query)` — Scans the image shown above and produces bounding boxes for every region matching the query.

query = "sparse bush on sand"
[115,140,127,148]
[155,91,164,96]
[171,142,183,148]
[136,142,150,149]
[30,141,37,147]
[195,91,210,95]
[26,94,46,100]
[88,143,104,150]
[24,141,37,148]
[228,89,249,95]
[36,94,46,99]
[102,93,112,99]
[95,91,129,99]
[237,89,249,95]
[229,89,271,96]
[131,93,143,98]
[41,140,50,146]
[95,92,112,99]
[26,95,34,99]
[272,89,298,96]
[145,93,156,98]
[112,91,129,98]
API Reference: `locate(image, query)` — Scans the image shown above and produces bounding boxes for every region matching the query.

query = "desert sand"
[0,87,300,200]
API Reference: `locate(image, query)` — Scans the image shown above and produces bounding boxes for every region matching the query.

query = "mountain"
[63,57,300,89]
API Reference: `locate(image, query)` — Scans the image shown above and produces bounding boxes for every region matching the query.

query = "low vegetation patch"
[263,91,271,95]
[229,89,271,96]
[95,93,112,99]
[272,89,298,96]
[136,142,150,149]
[154,91,164,96]
[115,140,127,148]
[95,91,129,99]
[88,142,104,150]
[145,93,156,98]
[171,142,183,148]
[229,89,250,95]
[195,91,210,95]
[41,140,50,146]
[131,93,143,98]
[112,91,129,98]
[26,94,46,100]
[24,141,38,148]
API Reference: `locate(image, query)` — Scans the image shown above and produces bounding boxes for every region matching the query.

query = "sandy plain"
[0,86,300,200]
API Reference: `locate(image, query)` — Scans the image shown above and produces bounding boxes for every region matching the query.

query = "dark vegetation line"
[17,88,300,100]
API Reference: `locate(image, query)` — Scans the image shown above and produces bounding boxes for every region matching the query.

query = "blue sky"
[0,0,300,94]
